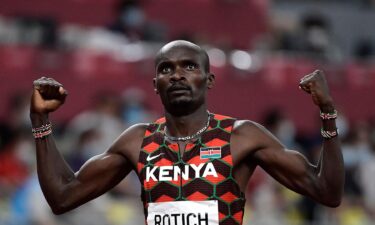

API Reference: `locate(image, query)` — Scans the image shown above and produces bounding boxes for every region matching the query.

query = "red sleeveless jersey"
[137,113,246,225]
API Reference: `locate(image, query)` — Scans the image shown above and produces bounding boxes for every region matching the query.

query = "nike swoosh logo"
[146,153,164,161]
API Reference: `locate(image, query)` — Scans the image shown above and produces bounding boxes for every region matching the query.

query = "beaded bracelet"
[32,123,52,139]
[320,110,338,120]
[321,128,339,139]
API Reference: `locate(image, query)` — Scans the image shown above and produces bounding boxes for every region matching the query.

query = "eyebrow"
[180,59,199,67]
[156,60,172,68]
[157,57,199,66]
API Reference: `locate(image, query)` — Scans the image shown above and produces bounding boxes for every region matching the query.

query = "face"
[153,45,214,115]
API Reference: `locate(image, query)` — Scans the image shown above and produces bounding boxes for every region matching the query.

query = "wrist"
[32,122,53,139]
[30,113,49,127]
[319,101,335,113]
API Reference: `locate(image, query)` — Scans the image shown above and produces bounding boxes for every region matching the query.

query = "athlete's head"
[153,40,215,116]
[155,40,210,73]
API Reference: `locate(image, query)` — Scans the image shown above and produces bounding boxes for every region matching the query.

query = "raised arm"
[234,70,344,207]
[30,77,144,214]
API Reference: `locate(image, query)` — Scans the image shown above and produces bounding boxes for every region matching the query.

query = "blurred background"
[1,0,375,224]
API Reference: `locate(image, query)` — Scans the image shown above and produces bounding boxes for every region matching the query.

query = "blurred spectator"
[300,14,332,54]
[353,38,375,62]
[0,122,13,150]
[262,108,298,149]
[9,174,62,225]
[66,92,125,157]
[0,92,33,196]
[246,175,288,225]
[10,171,116,225]
[0,16,58,48]
[0,127,36,225]
[67,129,101,171]
[108,0,166,42]
[0,129,29,197]
[342,122,372,196]
[359,124,375,220]
[7,92,31,131]
[121,87,156,126]
[268,12,343,63]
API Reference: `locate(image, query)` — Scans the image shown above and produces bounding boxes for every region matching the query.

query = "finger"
[300,70,322,83]
[313,69,323,76]
[299,83,311,94]
[33,77,62,87]
[33,77,48,86]
[300,73,319,89]
[44,84,61,99]
[33,80,45,88]
[33,77,63,96]
[300,73,315,83]
[58,87,68,103]
[46,77,62,86]
[32,87,43,99]
[59,86,67,95]
[299,78,310,88]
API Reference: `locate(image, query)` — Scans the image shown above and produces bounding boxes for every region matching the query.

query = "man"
[30,40,344,225]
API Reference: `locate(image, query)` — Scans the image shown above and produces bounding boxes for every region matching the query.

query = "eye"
[158,63,173,74]
[185,63,198,71]
[161,66,172,74]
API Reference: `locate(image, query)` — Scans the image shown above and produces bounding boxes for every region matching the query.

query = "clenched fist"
[299,70,334,112]
[30,77,68,115]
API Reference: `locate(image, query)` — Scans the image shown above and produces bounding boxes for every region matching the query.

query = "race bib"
[147,200,219,225]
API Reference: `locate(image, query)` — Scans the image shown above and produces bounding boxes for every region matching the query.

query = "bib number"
[147,200,219,225]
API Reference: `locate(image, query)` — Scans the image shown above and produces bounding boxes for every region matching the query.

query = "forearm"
[31,113,76,212]
[315,105,344,207]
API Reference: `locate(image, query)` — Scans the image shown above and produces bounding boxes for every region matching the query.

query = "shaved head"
[155,40,210,73]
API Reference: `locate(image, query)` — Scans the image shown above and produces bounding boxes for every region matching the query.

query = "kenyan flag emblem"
[200,147,221,159]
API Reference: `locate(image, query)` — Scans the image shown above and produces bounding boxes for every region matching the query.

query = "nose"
[170,67,185,81]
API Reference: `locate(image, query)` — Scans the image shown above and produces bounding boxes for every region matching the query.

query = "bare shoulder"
[233,120,265,133]
[233,119,276,141]
[107,123,149,165]
[231,120,285,161]
[112,123,149,145]
[233,119,284,147]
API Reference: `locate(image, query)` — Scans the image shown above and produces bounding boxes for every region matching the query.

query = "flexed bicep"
[35,120,147,215]
[56,152,131,214]
[232,120,333,206]
[253,146,319,196]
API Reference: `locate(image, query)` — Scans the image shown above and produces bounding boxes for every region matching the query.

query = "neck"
[164,106,209,138]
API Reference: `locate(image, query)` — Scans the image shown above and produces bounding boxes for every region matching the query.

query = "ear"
[153,78,159,94]
[206,73,215,89]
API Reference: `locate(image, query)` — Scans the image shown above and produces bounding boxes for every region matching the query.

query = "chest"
[137,123,239,201]
[140,135,232,186]
[136,115,247,225]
